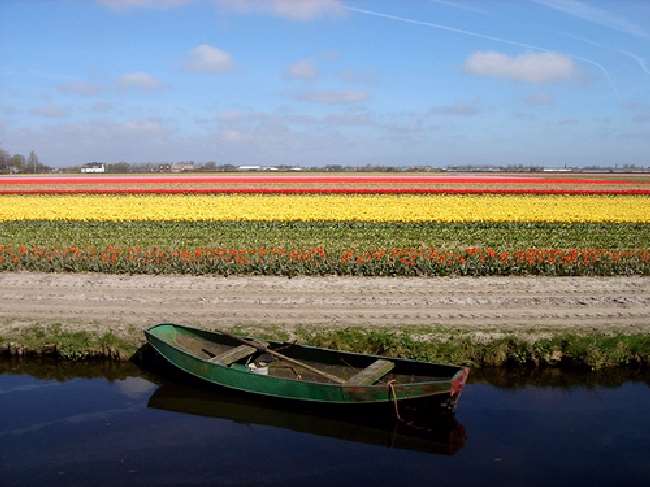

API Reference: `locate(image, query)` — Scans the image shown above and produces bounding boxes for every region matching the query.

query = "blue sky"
[1,0,649,167]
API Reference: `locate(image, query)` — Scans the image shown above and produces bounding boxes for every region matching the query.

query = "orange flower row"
[1,244,648,276]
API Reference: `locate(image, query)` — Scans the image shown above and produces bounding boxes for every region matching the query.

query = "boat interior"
[150,324,461,386]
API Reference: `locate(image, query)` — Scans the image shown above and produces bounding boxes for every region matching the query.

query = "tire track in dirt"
[1,273,649,336]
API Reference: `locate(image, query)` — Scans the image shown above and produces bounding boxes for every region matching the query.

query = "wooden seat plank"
[208,345,256,365]
[345,359,394,385]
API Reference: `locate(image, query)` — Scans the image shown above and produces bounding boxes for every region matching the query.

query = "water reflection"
[147,381,466,456]
[2,358,650,486]
[114,377,157,399]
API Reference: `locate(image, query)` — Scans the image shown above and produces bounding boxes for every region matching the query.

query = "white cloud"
[118,72,162,90]
[338,69,377,85]
[632,114,650,124]
[464,51,577,83]
[91,101,114,113]
[4,117,176,165]
[0,105,17,116]
[296,90,368,104]
[524,93,555,106]
[429,99,481,116]
[215,0,343,21]
[557,118,579,126]
[346,6,615,95]
[57,81,103,97]
[219,129,248,143]
[184,44,233,73]
[215,109,379,130]
[122,119,167,134]
[98,0,192,10]
[31,104,67,118]
[623,100,650,124]
[287,59,318,80]
[531,0,647,38]
[100,0,343,20]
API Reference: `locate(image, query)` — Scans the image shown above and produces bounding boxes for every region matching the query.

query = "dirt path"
[1,272,648,339]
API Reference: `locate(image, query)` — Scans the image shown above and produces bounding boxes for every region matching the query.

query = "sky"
[1,0,649,167]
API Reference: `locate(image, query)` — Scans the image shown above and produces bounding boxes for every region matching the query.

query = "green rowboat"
[145,323,470,413]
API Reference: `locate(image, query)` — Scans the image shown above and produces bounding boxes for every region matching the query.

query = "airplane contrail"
[619,50,650,77]
[565,33,650,79]
[429,0,487,15]
[344,5,619,97]
[530,0,648,39]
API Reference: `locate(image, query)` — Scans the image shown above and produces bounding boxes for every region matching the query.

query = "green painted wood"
[346,359,394,386]
[145,323,465,405]
[209,344,256,365]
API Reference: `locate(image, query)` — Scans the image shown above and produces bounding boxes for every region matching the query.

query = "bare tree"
[11,153,25,172]
[28,150,39,174]
[0,148,10,173]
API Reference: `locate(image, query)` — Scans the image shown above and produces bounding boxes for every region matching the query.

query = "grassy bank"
[0,324,137,361]
[292,328,650,370]
[2,324,649,370]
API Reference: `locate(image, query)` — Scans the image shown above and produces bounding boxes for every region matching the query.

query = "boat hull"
[145,323,469,411]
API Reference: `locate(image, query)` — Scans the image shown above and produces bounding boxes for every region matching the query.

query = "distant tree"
[11,153,26,171]
[28,150,39,174]
[0,148,10,173]
[203,161,217,171]
[106,162,130,173]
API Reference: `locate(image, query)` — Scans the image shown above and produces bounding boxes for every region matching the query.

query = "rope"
[387,379,446,433]
[387,379,403,422]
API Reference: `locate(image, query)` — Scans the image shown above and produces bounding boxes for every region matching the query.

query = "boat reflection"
[147,381,467,456]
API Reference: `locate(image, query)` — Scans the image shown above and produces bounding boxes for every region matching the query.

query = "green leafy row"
[2,220,648,250]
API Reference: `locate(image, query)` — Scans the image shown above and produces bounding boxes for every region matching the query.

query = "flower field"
[2,174,650,195]
[2,244,648,276]
[1,194,649,223]
[1,174,648,276]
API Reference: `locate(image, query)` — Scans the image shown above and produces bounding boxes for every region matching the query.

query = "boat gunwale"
[145,323,464,391]
[147,335,406,403]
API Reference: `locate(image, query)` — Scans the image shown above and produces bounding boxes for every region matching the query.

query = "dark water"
[1,360,649,487]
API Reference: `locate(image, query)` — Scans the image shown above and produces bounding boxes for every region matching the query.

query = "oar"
[219,330,345,385]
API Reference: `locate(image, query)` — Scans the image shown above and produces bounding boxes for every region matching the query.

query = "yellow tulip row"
[0,194,648,223]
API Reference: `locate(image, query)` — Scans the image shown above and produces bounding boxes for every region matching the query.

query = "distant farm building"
[81,162,105,173]
[171,162,194,172]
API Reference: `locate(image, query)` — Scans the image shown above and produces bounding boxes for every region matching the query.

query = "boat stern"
[442,367,470,411]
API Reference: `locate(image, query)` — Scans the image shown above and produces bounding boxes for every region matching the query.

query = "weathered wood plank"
[208,345,256,365]
[345,359,394,385]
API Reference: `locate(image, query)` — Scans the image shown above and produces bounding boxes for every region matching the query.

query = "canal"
[1,359,649,486]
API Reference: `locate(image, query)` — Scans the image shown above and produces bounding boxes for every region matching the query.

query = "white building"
[81,163,105,173]
[171,162,194,172]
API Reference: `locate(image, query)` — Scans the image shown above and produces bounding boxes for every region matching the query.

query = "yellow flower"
[0,194,648,223]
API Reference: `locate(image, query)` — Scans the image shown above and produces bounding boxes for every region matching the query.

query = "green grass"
[3,324,649,369]
[292,328,650,370]
[3,324,137,360]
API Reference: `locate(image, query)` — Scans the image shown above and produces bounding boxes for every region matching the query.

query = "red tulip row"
[1,175,648,185]
[1,187,649,195]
